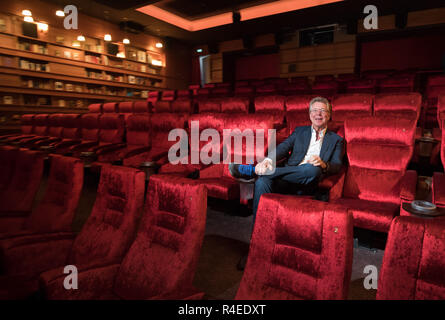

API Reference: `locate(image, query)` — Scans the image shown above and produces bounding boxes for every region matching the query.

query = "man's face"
[309,101,330,129]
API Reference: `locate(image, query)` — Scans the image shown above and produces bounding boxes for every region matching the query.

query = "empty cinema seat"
[221,97,249,113]
[197,98,222,113]
[311,81,339,97]
[345,79,376,94]
[118,101,134,115]
[39,114,81,153]
[0,114,35,142]
[88,103,102,113]
[40,174,207,300]
[424,75,445,128]
[374,92,422,121]
[285,95,316,132]
[330,94,374,133]
[123,113,187,168]
[0,146,19,193]
[161,90,176,101]
[236,195,353,300]
[18,114,64,148]
[330,117,418,233]
[134,101,150,113]
[63,113,101,155]
[0,155,83,234]
[171,99,193,114]
[102,102,118,113]
[281,82,311,96]
[377,217,445,300]
[378,76,415,93]
[0,149,44,215]
[0,165,145,299]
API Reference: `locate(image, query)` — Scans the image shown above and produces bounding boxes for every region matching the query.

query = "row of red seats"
[1,148,445,299]
[0,152,208,299]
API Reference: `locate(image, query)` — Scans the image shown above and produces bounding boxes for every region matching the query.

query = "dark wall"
[235,53,280,80]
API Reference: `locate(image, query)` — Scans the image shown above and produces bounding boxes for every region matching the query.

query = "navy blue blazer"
[270,125,344,175]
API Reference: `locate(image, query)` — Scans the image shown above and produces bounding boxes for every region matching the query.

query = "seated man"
[229,96,344,269]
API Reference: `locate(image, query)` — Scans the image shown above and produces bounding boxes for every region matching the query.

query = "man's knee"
[255,176,272,191]
[302,165,322,182]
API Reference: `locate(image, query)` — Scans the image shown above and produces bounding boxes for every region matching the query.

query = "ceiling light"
[196,48,203,53]
[155,42,163,48]
[22,10,32,16]
[104,34,112,41]
[24,16,34,23]
[123,38,130,44]
[56,10,65,17]
[37,22,49,32]
[77,35,86,41]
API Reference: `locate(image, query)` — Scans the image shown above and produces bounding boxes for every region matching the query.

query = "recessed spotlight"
[24,16,34,22]
[104,34,112,41]
[155,42,163,48]
[22,10,32,16]
[123,38,130,44]
[77,35,86,41]
[56,10,65,17]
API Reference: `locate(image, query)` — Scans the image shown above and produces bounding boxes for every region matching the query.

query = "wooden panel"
[297,61,314,72]
[334,42,355,57]
[314,45,335,60]
[334,57,355,69]
[281,49,297,63]
[255,33,275,48]
[408,8,445,27]
[297,47,316,61]
[211,58,222,71]
[0,74,20,86]
[211,70,222,82]
[219,39,243,52]
[0,33,16,49]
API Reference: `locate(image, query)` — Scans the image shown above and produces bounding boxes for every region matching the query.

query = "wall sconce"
[104,34,112,41]
[77,35,86,41]
[37,22,49,32]
[155,42,163,48]
[24,16,34,23]
[56,10,65,17]
[123,38,130,44]
[22,10,32,16]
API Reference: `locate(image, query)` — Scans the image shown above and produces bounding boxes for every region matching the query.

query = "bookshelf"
[0,10,169,132]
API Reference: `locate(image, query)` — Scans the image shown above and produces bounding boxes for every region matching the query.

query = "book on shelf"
[3,96,13,104]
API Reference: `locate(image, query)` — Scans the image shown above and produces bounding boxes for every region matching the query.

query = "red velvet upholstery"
[197,88,210,100]
[315,74,335,82]
[102,102,118,113]
[118,102,134,114]
[66,113,101,154]
[198,115,274,201]
[285,95,315,133]
[378,76,415,93]
[211,87,231,98]
[123,113,187,167]
[221,97,249,113]
[311,81,338,96]
[282,83,311,96]
[0,155,83,234]
[332,117,417,232]
[0,165,145,299]
[148,91,160,104]
[216,82,231,88]
[255,84,276,96]
[171,99,192,114]
[161,90,176,101]
[198,99,221,113]
[176,89,191,100]
[0,149,44,214]
[267,78,288,86]
[250,79,266,87]
[153,100,171,113]
[362,70,393,80]
[88,103,102,113]
[337,73,358,82]
[0,146,19,193]
[204,83,216,88]
[21,114,63,147]
[40,174,207,300]
[345,79,376,94]
[330,94,373,132]
[234,86,254,97]
[236,195,353,300]
[374,93,422,121]
[47,114,82,153]
[377,217,445,300]
[235,80,249,87]
[0,114,35,142]
[254,95,286,125]
[134,101,150,113]
[438,95,445,130]
[159,113,225,176]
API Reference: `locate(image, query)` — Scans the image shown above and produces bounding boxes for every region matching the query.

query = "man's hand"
[308,155,327,169]
[255,158,274,175]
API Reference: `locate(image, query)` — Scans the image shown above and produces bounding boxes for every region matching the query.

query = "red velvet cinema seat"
[281,82,311,96]
[330,94,374,134]
[117,101,134,119]
[102,102,118,113]
[330,117,418,233]
[374,92,422,122]
[7,114,49,145]
[378,76,415,93]
[158,113,226,176]
[236,195,353,300]
[0,165,145,299]
[197,98,222,113]
[134,100,150,113]
[87,103,102,113]
[0,155,83,235]
[221,97,249,114]
[0,114,35,142]
[311,80,339,98]
[147,91,160,110]
[18,113,64,148]
[37,114,82,153]
[432,119,445,211]
[198,114,275,203]
[377,217,445,300]
[0,149,44,216]
[0,146,19,193]
[62,113,101,155]
[122,113,187,168]
[345,79,376,94]
[234,86,254,98]
[423,75,445,128]
[39,174,207,300]
[254,95,287,143]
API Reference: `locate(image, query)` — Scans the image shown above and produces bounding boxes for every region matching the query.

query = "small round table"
[402,202,445,218]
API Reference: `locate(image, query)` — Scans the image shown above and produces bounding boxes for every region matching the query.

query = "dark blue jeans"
[252,163,322,224]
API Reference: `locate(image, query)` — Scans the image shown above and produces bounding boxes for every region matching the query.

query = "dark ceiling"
[45,0,445,46]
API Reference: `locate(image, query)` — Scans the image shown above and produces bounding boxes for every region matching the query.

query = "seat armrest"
[432,172,445,208]
[400,170,418,202]
[95,143,127,155]
[52,139,82,149]
[40,264,120,300]
[33,137,62,147]
[199,163,224,179]
[68,141,99,152]
[325,167,346,201]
